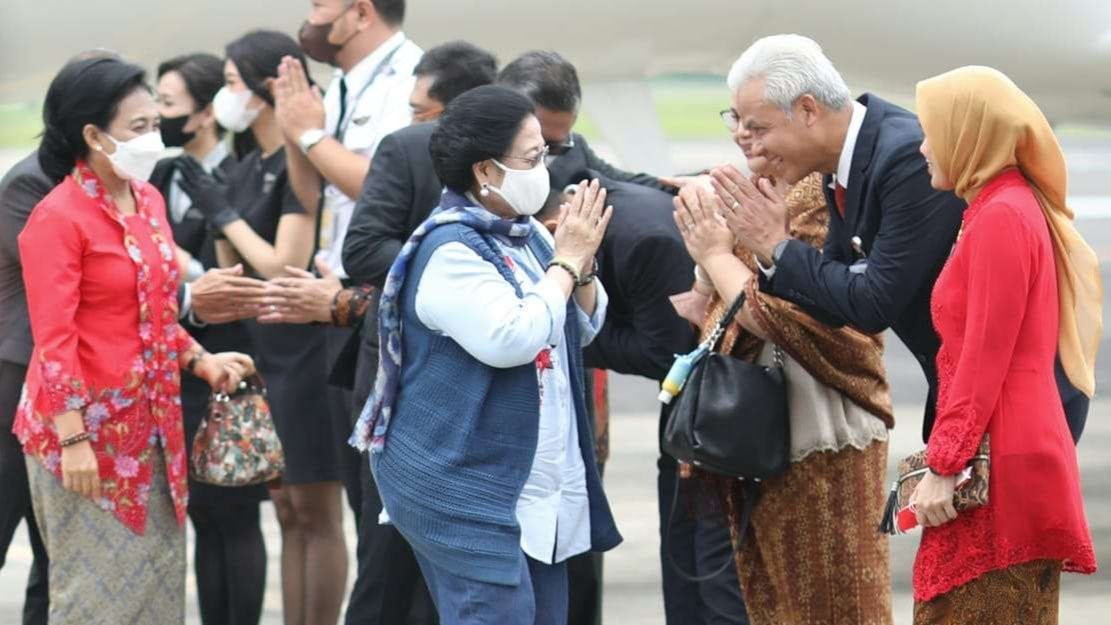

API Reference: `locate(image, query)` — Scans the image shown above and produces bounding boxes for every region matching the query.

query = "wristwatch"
[755,239,791,278]
[298,128,327,154]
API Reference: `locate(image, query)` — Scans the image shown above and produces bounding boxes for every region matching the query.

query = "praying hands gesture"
[272,56,326,142]
[553,179,613,274]
[710,164,791,265]
[551,179,612,315]
[673,184,735,265]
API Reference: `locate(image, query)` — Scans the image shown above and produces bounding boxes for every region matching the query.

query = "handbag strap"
[702,291,747,351]
[702,291,785,368]
[663,476,762,583]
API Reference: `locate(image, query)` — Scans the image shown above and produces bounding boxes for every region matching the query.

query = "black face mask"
[160,114,195,148]
[298,7,356,66]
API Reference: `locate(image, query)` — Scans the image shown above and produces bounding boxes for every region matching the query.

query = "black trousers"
[658,456,748,625]
[0,360,48,625]
[566,533,604,625]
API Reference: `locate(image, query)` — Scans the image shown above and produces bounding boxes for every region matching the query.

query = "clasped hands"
[190,261,340,327]
[672,165,791,266]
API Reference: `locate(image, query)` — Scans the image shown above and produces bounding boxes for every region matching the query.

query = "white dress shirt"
[831,100,868,191]
[317,32,423,278]
[758,99,867,278]
[414,222,607,564]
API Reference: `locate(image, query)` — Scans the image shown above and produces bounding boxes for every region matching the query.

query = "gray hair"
[727,34,852,114]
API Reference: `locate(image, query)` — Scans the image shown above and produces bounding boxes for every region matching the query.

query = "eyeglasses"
[502,145,551,170]
[545,135,575,156]
[720,108,740,132]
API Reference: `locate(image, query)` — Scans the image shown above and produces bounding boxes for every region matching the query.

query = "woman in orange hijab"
[909,66,1100,624]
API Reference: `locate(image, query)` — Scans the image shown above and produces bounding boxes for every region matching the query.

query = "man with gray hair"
[705,34,965,441]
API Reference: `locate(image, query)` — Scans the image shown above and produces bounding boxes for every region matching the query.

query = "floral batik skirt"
[26,445,185,625]
[913,559,1062,625]
[722,439,894,625]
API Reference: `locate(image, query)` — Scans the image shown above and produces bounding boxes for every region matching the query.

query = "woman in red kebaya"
[16,56,254,625]
[911,66,1101,625]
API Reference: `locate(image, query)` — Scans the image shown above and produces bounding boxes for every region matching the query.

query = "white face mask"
[212,86,260,133]
[101,131,164,182]
[487,160,551,217]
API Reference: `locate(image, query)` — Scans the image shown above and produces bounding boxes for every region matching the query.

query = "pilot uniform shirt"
[317,31,423,278]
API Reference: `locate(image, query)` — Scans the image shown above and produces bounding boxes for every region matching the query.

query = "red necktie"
[834,183,847,218]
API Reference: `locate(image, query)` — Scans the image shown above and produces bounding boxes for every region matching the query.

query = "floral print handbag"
[190,374,285,486]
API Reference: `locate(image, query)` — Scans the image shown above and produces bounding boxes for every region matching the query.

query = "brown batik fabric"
[700,172,893,427]
[719,439,893,625]
[913,560,1062,625]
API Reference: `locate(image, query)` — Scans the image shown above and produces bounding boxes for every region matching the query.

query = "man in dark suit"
[541,171,748,625]
[0,151,52,625]
[715,35,1088,442]
[497,51,668,192]
[704,35,965,442]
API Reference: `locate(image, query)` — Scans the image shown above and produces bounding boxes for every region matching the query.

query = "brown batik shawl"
[699,172,893,427]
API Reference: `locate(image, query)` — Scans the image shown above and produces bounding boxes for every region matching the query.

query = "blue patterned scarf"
[350,190,533,453]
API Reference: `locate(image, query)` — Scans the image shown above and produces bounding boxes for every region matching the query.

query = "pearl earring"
[479,184,490,197]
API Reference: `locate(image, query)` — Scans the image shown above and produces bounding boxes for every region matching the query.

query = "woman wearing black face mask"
[151,53,236,281]
[150,53,268,625]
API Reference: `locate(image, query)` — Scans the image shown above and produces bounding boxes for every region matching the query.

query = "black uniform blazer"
[577,171,696,382]
[339,122,444,400]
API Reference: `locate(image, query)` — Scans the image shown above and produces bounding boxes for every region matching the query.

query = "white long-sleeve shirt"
[414,223,607,564]
[317,31,423,278]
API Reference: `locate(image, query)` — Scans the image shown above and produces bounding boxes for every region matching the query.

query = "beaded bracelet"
[59,431,91,448]
[547,258,582,284]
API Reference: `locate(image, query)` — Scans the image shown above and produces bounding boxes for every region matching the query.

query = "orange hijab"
[916,66,1102,397]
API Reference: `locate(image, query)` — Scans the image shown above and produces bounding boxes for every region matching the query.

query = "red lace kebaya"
[15,162,202,534]
[916,169,1096,601]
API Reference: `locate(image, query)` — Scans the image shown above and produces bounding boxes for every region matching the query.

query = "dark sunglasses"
[546,135,576,156]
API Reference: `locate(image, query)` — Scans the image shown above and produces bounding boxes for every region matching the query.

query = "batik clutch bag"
[190,374,285,486]
[880,436,990,535]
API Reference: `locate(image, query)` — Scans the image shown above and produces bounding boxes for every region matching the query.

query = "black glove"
[177,157,240,229]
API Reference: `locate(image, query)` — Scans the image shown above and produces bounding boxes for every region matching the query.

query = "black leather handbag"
[661,291,791,581]
[662,291,791,479]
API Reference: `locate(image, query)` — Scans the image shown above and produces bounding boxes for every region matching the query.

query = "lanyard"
[335,39,406,141]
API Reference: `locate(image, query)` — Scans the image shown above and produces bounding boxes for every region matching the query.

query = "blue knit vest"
[371,222,622,585]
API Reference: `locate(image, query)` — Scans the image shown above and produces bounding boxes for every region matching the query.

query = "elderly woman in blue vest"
[350,84,622,625]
